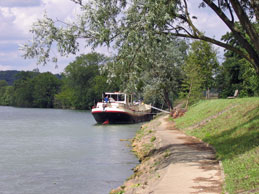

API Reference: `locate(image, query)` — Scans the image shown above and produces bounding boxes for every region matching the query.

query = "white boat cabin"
[103,92,134,104]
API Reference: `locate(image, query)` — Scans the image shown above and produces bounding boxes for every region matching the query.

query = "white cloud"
[0,0,80,38]
[0,0,83,73]
[0,0,41,7]
[42,0,80,19]
[12,7,44,36]
[0,64,15,71]
[0,0,230,73]
[187,1,230,40]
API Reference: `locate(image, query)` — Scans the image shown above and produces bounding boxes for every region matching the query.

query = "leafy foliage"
[0,70,20,85]
[0,85,14,106]
[13,71,37,107]
[181,40,219,107]
[0,80,8,88]
[55,52,119,109]
[22,0,259,74]
[10,71,61,108]
[216,25,259,97]
[0,53,120,110]
[31,72,61,108]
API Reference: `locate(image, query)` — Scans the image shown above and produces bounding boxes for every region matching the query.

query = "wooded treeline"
[1,39,258,110]
[0,53,120,109]
[0,71,20,85]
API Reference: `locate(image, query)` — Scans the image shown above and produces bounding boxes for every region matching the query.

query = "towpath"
[116,115,224,194]
[146,115,223,194]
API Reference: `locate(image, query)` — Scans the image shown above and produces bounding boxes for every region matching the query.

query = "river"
[0,106,140,194]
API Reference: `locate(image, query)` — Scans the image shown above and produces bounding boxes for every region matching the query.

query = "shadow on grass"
[203,114,259,160]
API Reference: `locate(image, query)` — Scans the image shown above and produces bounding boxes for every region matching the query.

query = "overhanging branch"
[166,31,254,66]
[229,0,259,52]
[70,0,82,6]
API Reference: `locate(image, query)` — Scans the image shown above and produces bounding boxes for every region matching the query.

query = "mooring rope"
[151,106,170,114]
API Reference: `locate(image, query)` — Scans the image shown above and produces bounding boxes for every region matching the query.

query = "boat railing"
[95,101,151,112]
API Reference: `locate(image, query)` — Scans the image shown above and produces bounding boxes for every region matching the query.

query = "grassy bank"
[174,98,259,194]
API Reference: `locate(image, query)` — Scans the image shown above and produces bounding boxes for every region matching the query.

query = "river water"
[0,106,140,194]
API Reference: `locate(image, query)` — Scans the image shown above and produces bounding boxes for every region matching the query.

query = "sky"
[0,0,229,74]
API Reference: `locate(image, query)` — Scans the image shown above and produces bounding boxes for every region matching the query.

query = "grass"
[135,127,146,140]
[110,191,124,194]
[142,143,154,156]
[131,183,141,188]
[163,149,171,158]
[135,126,153,141]
[174,98,259,194]
[150,136,156,142]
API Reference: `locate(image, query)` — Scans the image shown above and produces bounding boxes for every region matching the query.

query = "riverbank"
[174,98,259,194]
[111,97,259,194]
[111,114,223,194]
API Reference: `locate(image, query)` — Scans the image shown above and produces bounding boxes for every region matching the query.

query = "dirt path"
[148,115,223,194]
[111,115,224,194]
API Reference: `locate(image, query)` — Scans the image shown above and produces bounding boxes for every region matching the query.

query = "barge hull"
[92,111,152,124]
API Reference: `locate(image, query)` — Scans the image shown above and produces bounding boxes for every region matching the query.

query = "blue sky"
[0,0,229,74]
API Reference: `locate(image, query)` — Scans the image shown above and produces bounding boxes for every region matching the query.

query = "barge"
[91,92,152,124]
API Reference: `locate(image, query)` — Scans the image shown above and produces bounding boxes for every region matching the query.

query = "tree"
[181,60,204,108]
[0,80,12,105]
[56,52,117,109]
[0,80,8,88]
[0,70,20,85]
[182,40,219,107]
[32,72,61,108]
[0,86,14,106]
[116,37,187,110]
[22,0,259,74]
[170,0,259,73]
[216,29,259,97]
[12,71,61,108]
[13,71,36,107]
[54,78,75,109]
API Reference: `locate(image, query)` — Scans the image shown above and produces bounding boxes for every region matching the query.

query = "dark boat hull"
[92,111,153,124]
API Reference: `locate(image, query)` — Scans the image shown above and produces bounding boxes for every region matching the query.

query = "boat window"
[129,95,132,104]
[105,93,126,102]
[110,94,118,101]
[118,94,125,101]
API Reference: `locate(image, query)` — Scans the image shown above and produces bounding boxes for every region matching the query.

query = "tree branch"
[166,31,255,67]
[174,26,193,37]
[229,0,259,52]
[203,0,259,73]
[183,0,201,36]
[70,0,82,6]
[225,0,235,23]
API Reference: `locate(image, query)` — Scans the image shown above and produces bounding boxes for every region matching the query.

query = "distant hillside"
[0,70,62,85]
[0,70,20,85]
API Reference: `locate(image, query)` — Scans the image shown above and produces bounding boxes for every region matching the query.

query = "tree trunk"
[185,81,192,109]
[206,88,210,99]
[163,89,173,111]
